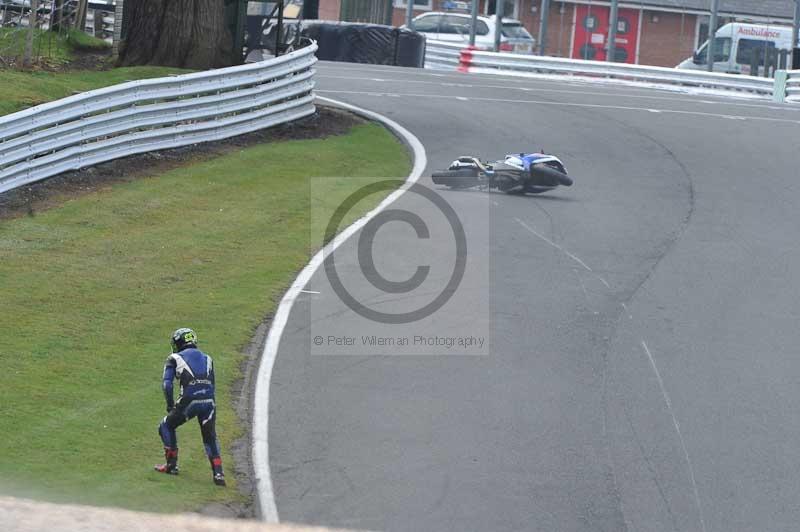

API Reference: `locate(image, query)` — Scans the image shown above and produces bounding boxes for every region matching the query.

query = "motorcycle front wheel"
[530,165,573,187]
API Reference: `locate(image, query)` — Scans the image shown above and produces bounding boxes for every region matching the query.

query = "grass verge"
[0,121,411,512]
[0,64,186,116]
[0,27,185,117]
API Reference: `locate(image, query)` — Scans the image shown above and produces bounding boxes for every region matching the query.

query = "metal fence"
[0,42,318,195]
[424,39,461,71]
[424,41,800,101]
[339,0,393,25]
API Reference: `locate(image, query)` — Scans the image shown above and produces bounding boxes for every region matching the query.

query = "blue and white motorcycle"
[431,153,573,194]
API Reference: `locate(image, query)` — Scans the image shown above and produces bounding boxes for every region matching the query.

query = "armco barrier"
[424,40,463,71]
[424,40,800,100]
[779,70,800,103]
[463,48,774,94]
[0,43,318,195]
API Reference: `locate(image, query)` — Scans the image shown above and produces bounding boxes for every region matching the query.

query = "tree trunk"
[50,0,64,32]
[118,0,233,69]
[24,0,39,67]
[74,0,88,32]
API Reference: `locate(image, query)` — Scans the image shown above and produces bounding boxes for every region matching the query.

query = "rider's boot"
[154,447,179,475]
[210,456,226,486]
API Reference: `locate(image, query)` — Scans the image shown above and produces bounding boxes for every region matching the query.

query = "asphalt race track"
[267,62,800,532]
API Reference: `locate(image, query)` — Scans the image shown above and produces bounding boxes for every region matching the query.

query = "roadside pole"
[112,0,123,59]
[23,0,39,67]
[75,0,88,32]
[493,0,504,52]
[406,0,414,29]
[537,0,549,55]
[708,0,719,72]
[793,0,800,69]
[469,0,478,46]
[607,0,618,62]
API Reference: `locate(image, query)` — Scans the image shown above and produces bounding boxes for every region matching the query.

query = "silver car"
[406,12,535,54]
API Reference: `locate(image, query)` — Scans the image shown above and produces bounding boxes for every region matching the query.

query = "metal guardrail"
[424,40,797,100]
[424,40,462,71]
[782,70,800,103]
[0,43,318,195]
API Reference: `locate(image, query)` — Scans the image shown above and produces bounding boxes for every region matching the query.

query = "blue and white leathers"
[158,348,220,459]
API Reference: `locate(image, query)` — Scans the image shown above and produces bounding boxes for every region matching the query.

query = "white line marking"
[299,289,320,294]
[514,217,593,272]
[316,90,800,125]
[621,302,633,319]
[251,96,427,522]
[318,74,752,107]
[596,276,611,289]
[640,340,708,532]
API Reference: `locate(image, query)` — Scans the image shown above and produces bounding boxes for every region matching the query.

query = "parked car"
[404,12,535,54]
[677,22,799,75]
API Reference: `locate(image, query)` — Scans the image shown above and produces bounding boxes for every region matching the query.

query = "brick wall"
[637,10,697,67]
[391,6,434,27]
[523,0,576,57]
[316,0,698,68]
[319,0,341,21]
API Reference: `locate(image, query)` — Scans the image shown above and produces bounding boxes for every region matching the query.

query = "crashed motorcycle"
[431,153,573,194]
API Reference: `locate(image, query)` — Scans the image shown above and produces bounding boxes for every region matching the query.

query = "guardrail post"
[773,70,788,103]
[458,46,475,73]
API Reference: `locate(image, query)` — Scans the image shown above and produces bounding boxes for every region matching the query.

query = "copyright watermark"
[310,177,490,356]
[314,334,486,350]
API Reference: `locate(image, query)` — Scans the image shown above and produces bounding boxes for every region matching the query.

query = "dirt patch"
[60,49,113,72]
[0,106,365,222]
[0,43,112,72]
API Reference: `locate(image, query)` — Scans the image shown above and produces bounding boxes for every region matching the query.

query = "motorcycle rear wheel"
[431,169,481,189]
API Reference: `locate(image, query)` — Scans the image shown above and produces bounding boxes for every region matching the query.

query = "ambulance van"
[677,22,798,75]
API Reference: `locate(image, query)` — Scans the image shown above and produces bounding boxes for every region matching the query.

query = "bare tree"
[23,0,40,67]
[74,0,88,32]
[118,0,233,69]
[50,0,65,32]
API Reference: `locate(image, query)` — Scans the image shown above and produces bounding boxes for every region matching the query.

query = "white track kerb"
[251,96,428,522]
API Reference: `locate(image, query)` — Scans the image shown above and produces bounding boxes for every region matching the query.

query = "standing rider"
[155,327,226,486]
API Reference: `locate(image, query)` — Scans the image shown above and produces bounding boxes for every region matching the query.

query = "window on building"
[485,0,519,19]
[394,0,433,10]
[736,38,776,66]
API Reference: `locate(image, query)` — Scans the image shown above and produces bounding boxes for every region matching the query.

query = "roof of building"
[622,0,796,19]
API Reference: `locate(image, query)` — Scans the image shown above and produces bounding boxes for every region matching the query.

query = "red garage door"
[572,5,639,63]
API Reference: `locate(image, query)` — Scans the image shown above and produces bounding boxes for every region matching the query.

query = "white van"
[677,23,798,75]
